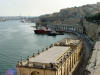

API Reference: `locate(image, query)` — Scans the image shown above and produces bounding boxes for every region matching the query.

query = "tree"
[85,12,100,24]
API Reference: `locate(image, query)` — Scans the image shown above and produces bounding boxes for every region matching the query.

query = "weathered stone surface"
[85,41,100,75]
[83,21,98,41]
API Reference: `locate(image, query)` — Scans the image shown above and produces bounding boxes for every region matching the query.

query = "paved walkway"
[73,33,94,75]
[85,41,100,75]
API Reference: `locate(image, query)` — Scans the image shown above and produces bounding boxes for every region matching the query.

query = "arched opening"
[31,71,40,75]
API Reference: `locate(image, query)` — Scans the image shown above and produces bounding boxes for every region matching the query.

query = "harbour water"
[0,20,77,75]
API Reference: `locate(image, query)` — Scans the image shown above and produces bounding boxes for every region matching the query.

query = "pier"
[47,24,83,33]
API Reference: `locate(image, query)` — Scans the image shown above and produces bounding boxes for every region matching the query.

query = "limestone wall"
[17,67,55,75]
[84,41,100,75]
[83,21,98,41]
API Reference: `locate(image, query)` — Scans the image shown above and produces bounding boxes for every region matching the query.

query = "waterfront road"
[73,33,94,75]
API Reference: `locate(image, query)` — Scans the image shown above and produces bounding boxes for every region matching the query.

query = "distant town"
[0,16,39,23]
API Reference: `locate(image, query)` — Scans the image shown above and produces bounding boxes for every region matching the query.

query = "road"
[74,33,94,75]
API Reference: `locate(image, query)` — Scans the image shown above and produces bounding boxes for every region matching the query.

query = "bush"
[85,12,100,23]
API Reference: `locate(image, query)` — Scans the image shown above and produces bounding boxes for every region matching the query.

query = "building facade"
[47,24,83,33]
[16,38,83,75]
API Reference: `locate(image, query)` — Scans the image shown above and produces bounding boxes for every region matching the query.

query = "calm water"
[0,20,76,75]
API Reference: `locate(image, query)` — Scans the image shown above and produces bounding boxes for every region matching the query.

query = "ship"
[34,26,52,34]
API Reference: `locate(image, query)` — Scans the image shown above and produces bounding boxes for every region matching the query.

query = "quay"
[16,38,83,75]
[34,24,84,35]
[47,24,83,33]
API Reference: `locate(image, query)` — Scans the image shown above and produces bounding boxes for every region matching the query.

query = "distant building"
[47,24,83,33]
[16,38,83,75]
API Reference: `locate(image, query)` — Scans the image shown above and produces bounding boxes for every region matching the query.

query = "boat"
[34,26,64,35]
[56,30,65,33]
[34,26,51,34]
[48,31,64,36]
[57,32,64,35]
[21,19,25,23]
[48,30,57,36]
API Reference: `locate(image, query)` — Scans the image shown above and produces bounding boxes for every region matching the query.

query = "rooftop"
[17,38,82,69]
[29,46,70,63]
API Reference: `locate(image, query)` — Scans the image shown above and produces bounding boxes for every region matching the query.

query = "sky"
[0,0,100,16]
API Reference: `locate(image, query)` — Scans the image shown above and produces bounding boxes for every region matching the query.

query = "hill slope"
[37,2,100,26]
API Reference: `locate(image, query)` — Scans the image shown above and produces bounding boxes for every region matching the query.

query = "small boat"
[48,31,57,36]
[21,19,25,23]
[56,30,65,33]
[48,30,64,36]
[57,32,64,35]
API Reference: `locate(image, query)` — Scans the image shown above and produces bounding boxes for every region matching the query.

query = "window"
[31,71,40,75]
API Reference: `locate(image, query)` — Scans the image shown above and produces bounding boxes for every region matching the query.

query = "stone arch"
[31,71,40,75]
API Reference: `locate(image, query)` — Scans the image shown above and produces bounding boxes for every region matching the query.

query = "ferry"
[34,26,51,34]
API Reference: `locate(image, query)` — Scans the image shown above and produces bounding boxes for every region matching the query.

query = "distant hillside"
[37,2,100,26]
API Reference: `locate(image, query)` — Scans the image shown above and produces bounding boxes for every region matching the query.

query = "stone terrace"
[17,38,82,70]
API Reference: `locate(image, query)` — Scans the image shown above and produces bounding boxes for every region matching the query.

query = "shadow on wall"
[31,71,40,75]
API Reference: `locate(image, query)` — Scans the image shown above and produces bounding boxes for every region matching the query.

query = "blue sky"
[0,0,99,16]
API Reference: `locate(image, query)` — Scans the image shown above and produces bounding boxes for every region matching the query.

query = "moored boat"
[34,26,51,34]
[48,30,57,36]
[48,30,64,36]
